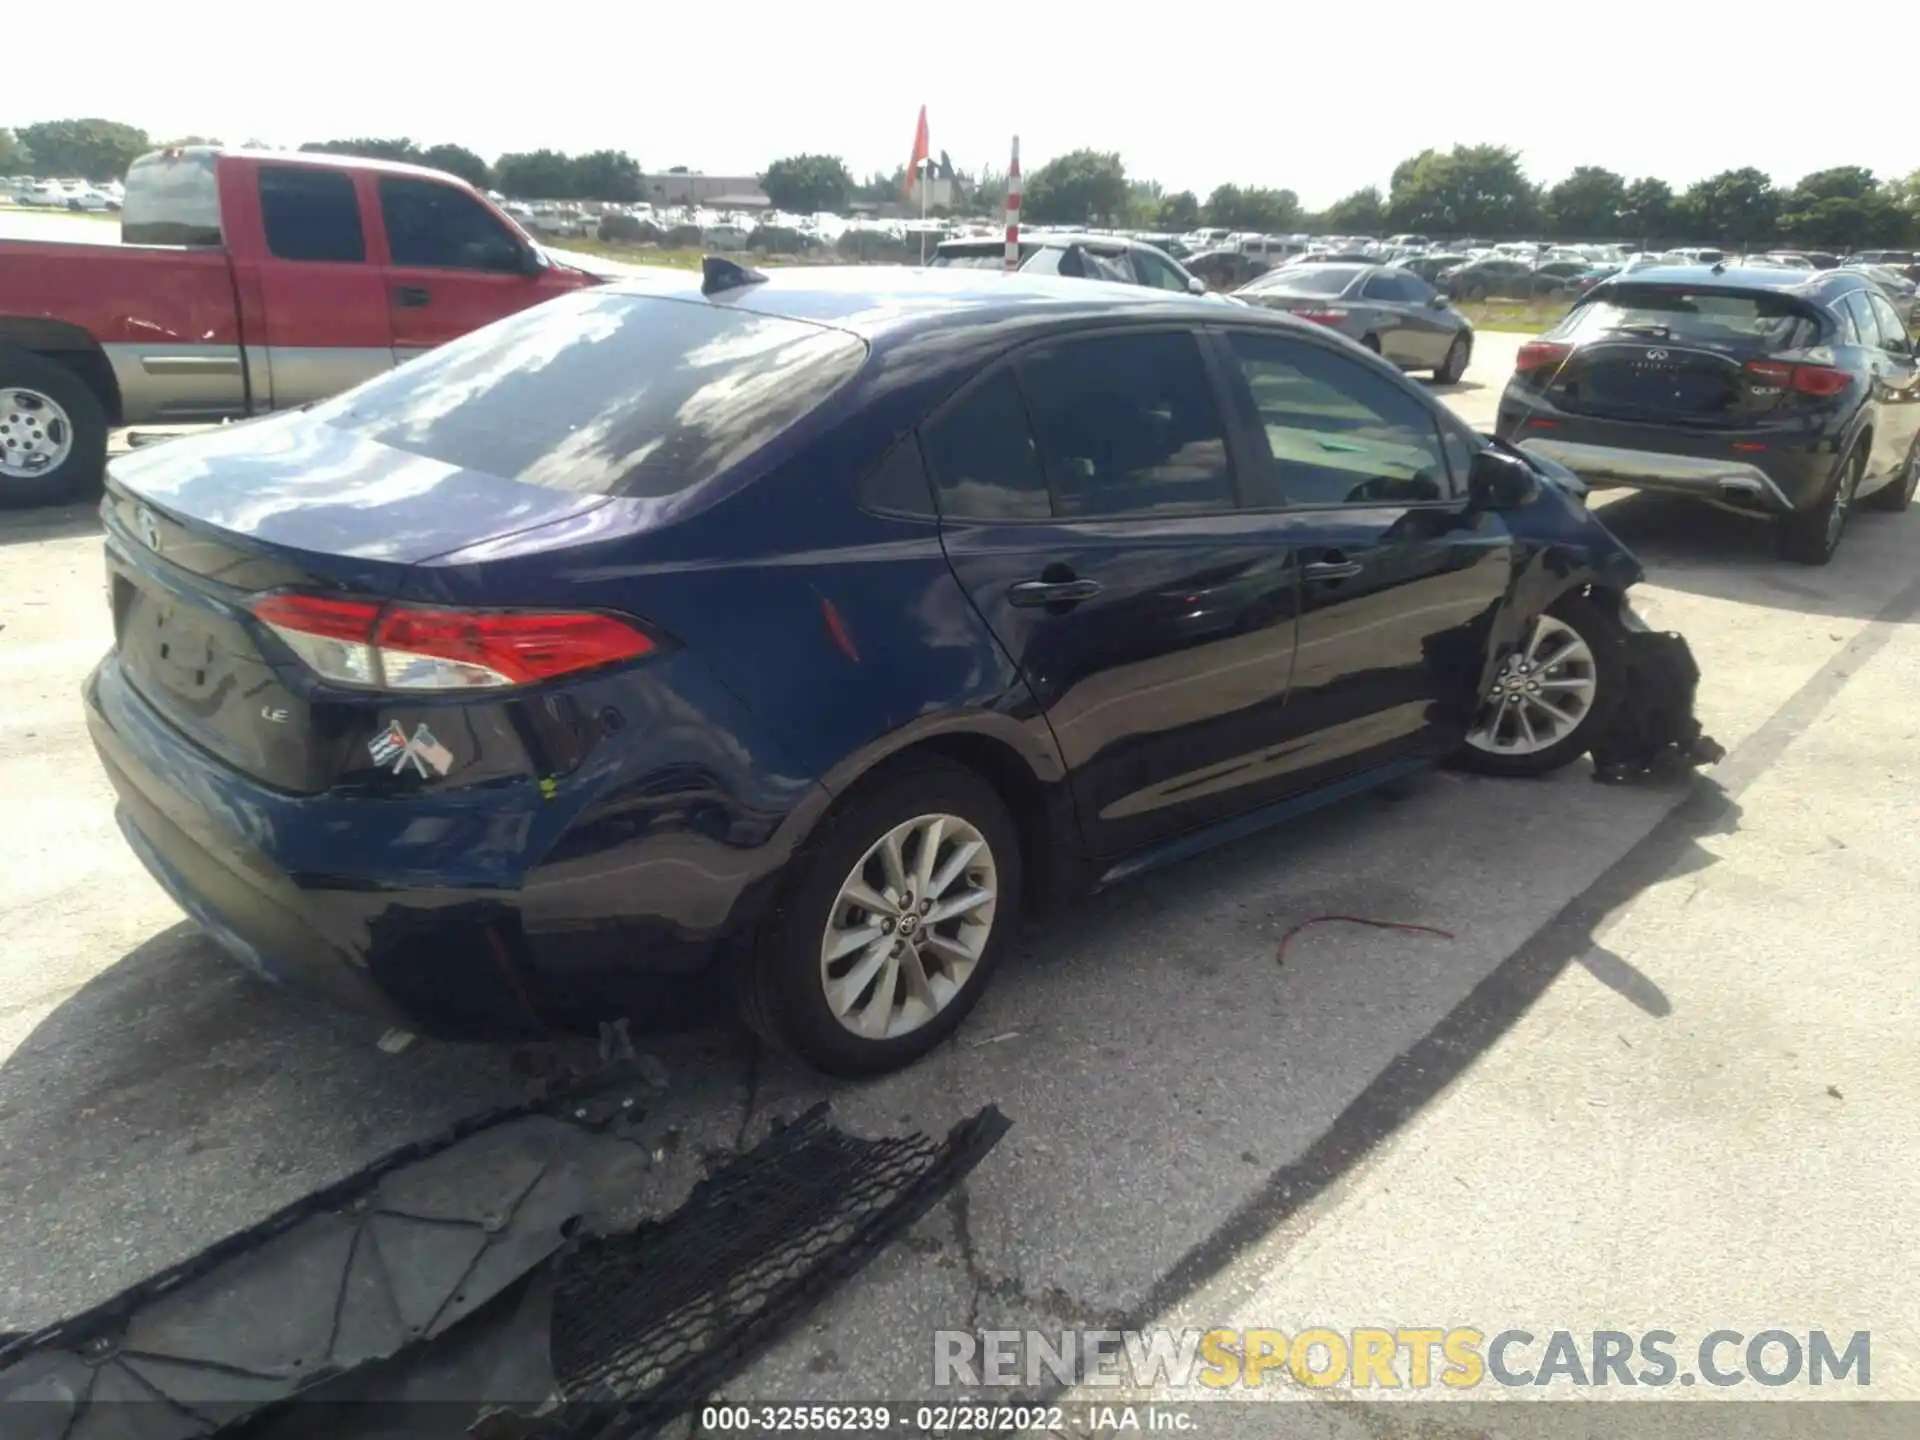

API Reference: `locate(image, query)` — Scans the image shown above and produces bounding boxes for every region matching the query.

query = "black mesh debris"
[0,1090,1008,1440]
[538,1103,1011,1440]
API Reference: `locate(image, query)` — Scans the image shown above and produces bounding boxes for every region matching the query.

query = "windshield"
[315,289,868,498]
[1564,285,1822,350]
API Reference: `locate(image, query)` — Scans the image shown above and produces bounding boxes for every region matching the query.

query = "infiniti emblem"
[135,505,162,552]
[1645,347,1669,361]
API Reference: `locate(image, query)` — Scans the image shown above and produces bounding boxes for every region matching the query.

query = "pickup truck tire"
[0,351,108,509]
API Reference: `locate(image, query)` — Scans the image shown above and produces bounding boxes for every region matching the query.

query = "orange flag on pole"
[904,106,929,194]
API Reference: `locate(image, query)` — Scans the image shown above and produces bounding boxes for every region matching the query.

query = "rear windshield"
[122,150,222,246]
[1245,265,1361,296]
[315,289,868,498]
[1562,284,1822,350]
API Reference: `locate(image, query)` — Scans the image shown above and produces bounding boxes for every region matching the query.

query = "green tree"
[1205,183,1301,232]
[851,165,907,204]
[18,118,150,180]
[1322,186,1385,235]
[1678,167,1778,248]
[1203,183,1245,227]
[299,137,423,164]
[419,143,491,190]
[1125,177,1164,227]
[158,135,223,148]
[569,149,641,202]
[0,129,30,175]
[1618,177,1675,247]
[494,150,578,199]
[1779,166,1910,251]
[1022,150,1129,226]
[1386,144,1537,237]
[1156,190,1200,230]
[1544,166,1627,239]
[761,154,854,214]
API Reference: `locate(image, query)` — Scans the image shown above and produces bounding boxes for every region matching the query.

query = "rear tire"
[0,350,109,510]
[1863,434,1919,513]
[735,757,1021,1077]
[1360,334,1382,355]
[1774,444,1863,565]
[1434,334,1471,384]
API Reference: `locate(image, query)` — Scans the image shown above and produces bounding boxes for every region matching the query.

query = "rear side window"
[317,290,867,498]
[379,177,523,272]
[920,370,1051,521]
[1841,291,1880,347]
[259,166,364,263]
[1564,284,1821,350]
[1080,249,1135,284]
[1133,250,1190,292]
[1016,331,1235,518]
[122,150,222,247]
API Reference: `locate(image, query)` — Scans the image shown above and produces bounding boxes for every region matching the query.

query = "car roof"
[939,232,1145,252]
[597,264,1219,343]
[146,144,484,188]
[1603,263,1864,298]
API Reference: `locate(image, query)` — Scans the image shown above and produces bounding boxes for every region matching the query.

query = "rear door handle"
[395,285,431,307]
[1301,557,1363,581]
[1008,578,1103,607]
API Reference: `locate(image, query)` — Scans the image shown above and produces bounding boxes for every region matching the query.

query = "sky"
[19,2,1917,208]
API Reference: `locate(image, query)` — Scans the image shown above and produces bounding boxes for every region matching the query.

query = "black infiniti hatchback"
[1497,264,1920,564]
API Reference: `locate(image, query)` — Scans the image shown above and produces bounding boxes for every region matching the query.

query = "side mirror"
[1429,294,1448,309]
[1188,275,1208,295]
[1467,447,1537,510]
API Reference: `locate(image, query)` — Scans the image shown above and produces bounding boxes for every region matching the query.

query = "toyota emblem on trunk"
[1645,347,1669,361]
[135,505,162,552]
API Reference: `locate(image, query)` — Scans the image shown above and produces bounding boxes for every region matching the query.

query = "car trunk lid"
[102,417,613,794]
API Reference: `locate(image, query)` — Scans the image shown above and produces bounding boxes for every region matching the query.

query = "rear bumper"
[84,655,762,1039]
[1498,393,1842,515]
[1515,438,1796,513]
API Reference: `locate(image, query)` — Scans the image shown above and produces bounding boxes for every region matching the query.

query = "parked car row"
[4,176,122,211]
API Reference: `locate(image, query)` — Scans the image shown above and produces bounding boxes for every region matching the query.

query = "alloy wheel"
[818,812,998,1041]
[1465,614,1599,757]
[0,388,74,480]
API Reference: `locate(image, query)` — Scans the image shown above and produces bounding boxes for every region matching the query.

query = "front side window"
[1224,330,1451,508]
[379,177,524,272]
[1016,331,1234,519]
[1866,292,1912,353]
[258,166,364,263]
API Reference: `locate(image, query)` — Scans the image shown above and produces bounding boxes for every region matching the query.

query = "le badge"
[368,721,454,778]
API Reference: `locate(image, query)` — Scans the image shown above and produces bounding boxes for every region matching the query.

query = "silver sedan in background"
[1232,263,1475,382]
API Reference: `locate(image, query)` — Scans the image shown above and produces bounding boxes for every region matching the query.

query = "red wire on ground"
[1276,915,1455,967]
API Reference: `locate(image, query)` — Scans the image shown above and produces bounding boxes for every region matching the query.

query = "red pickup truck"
[0,147,603,506]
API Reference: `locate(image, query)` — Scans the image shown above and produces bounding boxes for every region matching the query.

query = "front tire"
[1454,594,1617,778]
[1434,333,1471,384]
[736,757,1021,1076]
[0,350,109,509]
[1774,444,1863,565]
[1863,433,1919,513]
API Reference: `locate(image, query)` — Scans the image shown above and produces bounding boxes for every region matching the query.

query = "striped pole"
[1004,136,1021,272]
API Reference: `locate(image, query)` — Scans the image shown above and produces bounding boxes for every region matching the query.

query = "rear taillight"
[1290,306,1349,325]
[1744,359,1849,398]
[1515,340,1572,377]
[250,595,656,691]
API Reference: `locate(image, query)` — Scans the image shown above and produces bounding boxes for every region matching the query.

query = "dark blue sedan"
[86,263,1650,1075]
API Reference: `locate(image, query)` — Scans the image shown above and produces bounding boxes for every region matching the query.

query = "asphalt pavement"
[3,316,1917,1425]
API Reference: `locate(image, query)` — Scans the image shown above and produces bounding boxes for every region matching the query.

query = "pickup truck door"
[239,162,398,410]
[374,177,576,357]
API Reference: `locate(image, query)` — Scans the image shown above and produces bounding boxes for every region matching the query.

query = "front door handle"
[1302,556,1363,581]
[395,285,431,307]
[1008,577,1103,607]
